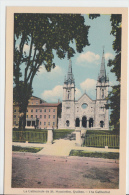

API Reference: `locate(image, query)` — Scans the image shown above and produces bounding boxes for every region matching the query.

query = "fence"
[84,134,119,148]
[13,131,47,143]
[53,129,74,140]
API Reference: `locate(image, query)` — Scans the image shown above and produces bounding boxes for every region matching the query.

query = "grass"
[86,130,119,135]
[69,150,119,159]
[12,146,43,153]
[53,129,74,140]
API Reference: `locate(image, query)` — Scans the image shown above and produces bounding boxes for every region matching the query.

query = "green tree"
[14,14,90,130]
[107,14,121,132]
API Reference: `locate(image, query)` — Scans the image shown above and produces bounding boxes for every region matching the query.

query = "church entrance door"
[75,118,80,127]
[82,116,87,128]
[100,121,104,128]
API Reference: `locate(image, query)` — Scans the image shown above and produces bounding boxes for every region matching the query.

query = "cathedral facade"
[58,51,109,130]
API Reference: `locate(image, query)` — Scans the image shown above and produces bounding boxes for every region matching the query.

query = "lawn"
[86,130,119,135]
[12,146,43,153]
[69,150,119,159]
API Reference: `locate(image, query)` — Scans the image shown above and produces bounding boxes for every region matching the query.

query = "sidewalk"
[12,139,119,156]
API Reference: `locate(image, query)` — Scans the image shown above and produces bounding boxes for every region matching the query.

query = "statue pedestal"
[47,127,53,144]
[75,130,82,146]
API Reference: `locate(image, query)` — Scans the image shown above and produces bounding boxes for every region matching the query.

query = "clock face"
[81,103,88,109]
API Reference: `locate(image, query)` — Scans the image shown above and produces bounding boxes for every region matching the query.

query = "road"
[12,152,119,189]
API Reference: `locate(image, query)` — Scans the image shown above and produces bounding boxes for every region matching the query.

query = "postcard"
[4,6,128,195]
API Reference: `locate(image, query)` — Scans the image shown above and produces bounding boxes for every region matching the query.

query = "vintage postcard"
[4,6,128,195]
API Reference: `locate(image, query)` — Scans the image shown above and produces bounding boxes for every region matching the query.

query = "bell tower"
[61,59,75,129]
[63,59,75,101]
[95,49,109,129]
[96,49,109,100]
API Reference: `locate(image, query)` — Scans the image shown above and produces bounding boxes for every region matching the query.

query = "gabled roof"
[76,92,95,104]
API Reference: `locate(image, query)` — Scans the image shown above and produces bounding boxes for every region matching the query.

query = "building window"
[40,115,42,118]
[32,102,33,105]
[36,109,38,112]
[66,120,70,127]
[14,115,16,118]
[53,109,55,112]
[40,122,41,125]
[31,115,33,118]
[53,115,55,119]
[44,115,46,119]
[44,109,46,112]
[68,91,70,99]
[48,122,50,126]
[49,115,50,118]
[81,103,88,109]
[36,115,37,118]
[31,109,33,112]
[36,102,38,105]
[27,115,28,118]
[14,109,16,112]
[102,89,104,99]
[40,109,42,112]
[27,109,28,112]
[53,122,55,125]
[44,122,46,125]
[49,109,51,112]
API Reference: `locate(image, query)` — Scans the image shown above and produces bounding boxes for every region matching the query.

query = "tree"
[107,14,121,132]
[14,14,90,130]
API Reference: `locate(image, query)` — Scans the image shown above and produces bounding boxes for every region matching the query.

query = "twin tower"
[58,50,109,130]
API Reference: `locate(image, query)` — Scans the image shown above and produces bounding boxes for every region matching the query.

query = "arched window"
[89,118,93,127]
[66,120,70,127]
[100,121,104,128]
[68,91,70,99]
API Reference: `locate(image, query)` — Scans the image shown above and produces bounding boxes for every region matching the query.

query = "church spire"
[65,59,75,84]
[98,48,107,83]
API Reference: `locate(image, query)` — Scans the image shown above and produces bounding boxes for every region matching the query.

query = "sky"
[21,14,119,103]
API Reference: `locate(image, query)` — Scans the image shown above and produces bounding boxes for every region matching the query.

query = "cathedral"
[58,50,109,130]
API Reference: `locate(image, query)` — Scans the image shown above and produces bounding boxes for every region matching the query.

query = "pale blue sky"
[20,14,118,102]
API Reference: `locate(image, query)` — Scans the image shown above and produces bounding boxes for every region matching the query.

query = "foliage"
[69,150,119,159]
[14,13,90,130]
[12,146,43,153]
[107,15,121,132]
[89,14,100,19]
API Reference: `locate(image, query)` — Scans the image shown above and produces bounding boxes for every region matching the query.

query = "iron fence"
[13,131,47,143]
[84,134,119,148]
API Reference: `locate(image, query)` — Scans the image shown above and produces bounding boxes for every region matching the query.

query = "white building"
[58,50,109,130]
